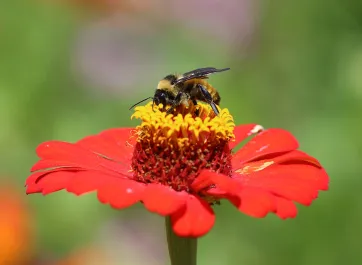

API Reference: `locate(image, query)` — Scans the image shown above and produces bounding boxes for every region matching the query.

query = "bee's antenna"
[129,97,153,110]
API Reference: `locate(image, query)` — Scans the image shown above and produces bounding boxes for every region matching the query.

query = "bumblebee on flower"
[25,89,329,238]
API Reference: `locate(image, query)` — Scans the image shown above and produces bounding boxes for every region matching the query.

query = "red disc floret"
[132,140,233,193]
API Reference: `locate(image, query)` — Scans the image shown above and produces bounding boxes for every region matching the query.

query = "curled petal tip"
[251,124,264,134]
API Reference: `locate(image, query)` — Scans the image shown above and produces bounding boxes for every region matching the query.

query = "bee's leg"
[197,84,219,115]
[166,91,183,114]
[192,99,200,116]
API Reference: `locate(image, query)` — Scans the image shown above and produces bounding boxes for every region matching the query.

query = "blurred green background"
[1,0,361,264]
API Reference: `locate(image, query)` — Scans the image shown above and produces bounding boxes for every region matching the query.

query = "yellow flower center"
[130,102,235,193]
[131,102,235,147]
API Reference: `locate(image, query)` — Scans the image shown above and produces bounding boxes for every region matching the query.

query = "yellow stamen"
[131,102,235,149]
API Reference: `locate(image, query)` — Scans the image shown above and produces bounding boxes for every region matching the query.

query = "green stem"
[165,217,198,265]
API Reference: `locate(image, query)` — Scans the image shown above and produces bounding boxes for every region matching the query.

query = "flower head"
[26,102,329,237]
[131,103,235,194]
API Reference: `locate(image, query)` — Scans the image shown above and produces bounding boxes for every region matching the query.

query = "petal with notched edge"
[274,197,298,219]
[235,164,328,205]
[229,188,276,217]
[26,169,81,194]
[170,195,215,237]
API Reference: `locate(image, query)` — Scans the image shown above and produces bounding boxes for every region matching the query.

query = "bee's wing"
[174,67,230,85]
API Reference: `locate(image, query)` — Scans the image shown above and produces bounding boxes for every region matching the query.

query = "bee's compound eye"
[159,92,167,106]
[154,91,167,106]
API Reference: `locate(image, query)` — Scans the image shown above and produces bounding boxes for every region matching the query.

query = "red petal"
[232,129,299,167]
[229,124,264,150]
[97,178,144,209]
[66,171,113,196]
[233,160,276,176]
[31,160,83,172]
[99,128,136,145]
[274,197,297,219]
[99,128,136,162]
[223,188,298,219]
[26,167,80,186]
[237,164,327,205]
[36,141,101,163]
[26,185,42,194]
[233,150,322,175]
[170,195,215,237]
[35,141,129,176]
[276,164,328,191]
[204,187,228,197]
[271,150,322,168]
[142,184,187,216]
[191,170,242,194]
[233,150,328,192]
[40,171,74,195]
[77,128,135,176]
[26,171,74,195]
[227,187,276,218]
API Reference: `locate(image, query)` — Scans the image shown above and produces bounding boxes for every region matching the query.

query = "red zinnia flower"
[25,103,329,237]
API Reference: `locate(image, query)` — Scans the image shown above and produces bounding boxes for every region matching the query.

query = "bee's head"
[153,74,178,107]
[153,89,169,107]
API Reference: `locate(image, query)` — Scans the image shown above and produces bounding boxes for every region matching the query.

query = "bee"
[129,67,230,115]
